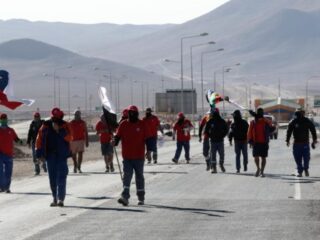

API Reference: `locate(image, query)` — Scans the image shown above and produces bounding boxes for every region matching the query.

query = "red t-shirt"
[143,115,160,137]
[0,127,18,157]
[174,119,193,142]
[248,118,271,143]
[96,121,113,144]
[116,119,151,160]
[69,120,87,141]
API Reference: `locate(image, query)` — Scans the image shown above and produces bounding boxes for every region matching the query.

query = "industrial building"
[155,89,197,114]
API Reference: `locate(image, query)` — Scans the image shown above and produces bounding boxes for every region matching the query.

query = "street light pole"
[305,75,320,113]
[190,41,215,127]
[53,65,72,108]
[222,63,240,116]
[180,32,208,113]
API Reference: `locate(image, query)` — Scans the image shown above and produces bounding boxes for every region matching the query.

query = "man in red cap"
[69,110,89,173]
[27,112,45,175]
[172,112,194,164]
[204,108,229,173]
[143,107,163,164]
[36,108,71,207]
[113,105,151,206]
[0,113,23,193]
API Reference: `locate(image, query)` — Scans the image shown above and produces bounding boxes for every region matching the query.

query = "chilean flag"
[0,70,34,110]
[98,86,118,129]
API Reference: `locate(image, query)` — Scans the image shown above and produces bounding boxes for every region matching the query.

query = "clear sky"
[1,0,229,24]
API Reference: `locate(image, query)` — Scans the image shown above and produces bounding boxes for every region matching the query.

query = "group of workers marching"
[0,103,318,207]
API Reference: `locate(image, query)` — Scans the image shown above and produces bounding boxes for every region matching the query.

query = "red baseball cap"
[34,112,40,118]
[128,105,139,112]
[122,108,129,117]
[51,107,63,119]
[0,113,7,119]
[177,112,184,118]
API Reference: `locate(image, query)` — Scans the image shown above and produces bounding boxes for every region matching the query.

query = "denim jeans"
[210,141,224,166]
[46,155,68,201]
[122,159,145,201]
[203,138,210,158]
[293,143,310,174]
[0,153,13,190]
[146,137,158,160]
[174,141,190,161]
[234,142,248,170]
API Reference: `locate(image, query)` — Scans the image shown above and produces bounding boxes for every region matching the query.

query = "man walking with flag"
[113,105,151,206]
[96,114,115,173]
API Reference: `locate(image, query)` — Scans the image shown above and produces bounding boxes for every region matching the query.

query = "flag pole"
[113,147,123,181]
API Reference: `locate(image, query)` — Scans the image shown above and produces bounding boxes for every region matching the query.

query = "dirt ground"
[13,141,106,179]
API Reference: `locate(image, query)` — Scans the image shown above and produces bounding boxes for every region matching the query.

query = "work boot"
[244,164,248,172]
[57,201,64,207]
[138,200,144,205]
[255,169,260,177]
[211,165,217,174]
[206,161,210,171]
[42,163,47,173]
[172,158,178,164]
[118,197,129,206]
[78,164,82,173]
[220,164,226,173]
[105,166,110,173]
[236,169,240,174]
[50,200,57,207]
[297,173,302,177]
[305,170,309,177]
[153,160,157,164]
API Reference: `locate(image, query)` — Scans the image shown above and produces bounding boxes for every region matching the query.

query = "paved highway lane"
[1,130,320,240]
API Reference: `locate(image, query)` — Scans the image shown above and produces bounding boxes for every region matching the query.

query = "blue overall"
[38,122,70,202]
[293,143,310,174]
[0,153,13,191]
[122,159,145,201]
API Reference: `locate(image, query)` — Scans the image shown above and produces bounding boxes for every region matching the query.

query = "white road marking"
[294,178,301,200]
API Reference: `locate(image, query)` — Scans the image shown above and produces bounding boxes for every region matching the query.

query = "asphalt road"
[1,130,320,240]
